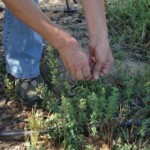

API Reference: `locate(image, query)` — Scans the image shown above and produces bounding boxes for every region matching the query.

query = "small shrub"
[107,0,150,59]
[34,47,149,149]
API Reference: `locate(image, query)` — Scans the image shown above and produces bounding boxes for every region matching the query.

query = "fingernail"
[94,74,99,80]
[104,69,108,74]
[100,73,104,76]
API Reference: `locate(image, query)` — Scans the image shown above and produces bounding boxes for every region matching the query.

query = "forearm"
[81,0,108,45]
[2,0,75,50]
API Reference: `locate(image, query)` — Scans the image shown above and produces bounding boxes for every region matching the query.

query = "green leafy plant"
[25,109,48,149]
[32,45,150,149]
[107,0,150,59]
[4,75,16,99]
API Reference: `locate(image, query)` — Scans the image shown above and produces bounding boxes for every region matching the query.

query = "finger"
[101,65,111,75]
[89,47,95,57]
[89,57,95,73]
[76,68,84,80]
[82,65,92,80]
[68,65,76,80]
[89,47,96,65]
[100,60,113,76]
[100,68,110,76]
[93,62,103,80]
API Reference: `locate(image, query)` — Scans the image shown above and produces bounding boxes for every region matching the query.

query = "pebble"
[18,122,26,129]
[0,98,6,105]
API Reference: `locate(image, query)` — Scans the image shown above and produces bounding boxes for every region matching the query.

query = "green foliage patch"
[107,0,150,60]
[32,47,150,149]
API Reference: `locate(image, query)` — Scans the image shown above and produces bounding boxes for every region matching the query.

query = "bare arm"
[81,0,108,43]
[81,0,114,80]
[2,0,74,49]
[2,0,92,80]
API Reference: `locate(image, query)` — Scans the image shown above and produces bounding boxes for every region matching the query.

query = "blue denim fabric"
[3,0,43,79]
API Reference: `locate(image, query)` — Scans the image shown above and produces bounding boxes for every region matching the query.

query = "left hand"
[89,40,114,80]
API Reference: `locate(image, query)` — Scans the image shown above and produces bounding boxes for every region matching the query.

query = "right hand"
[58,40,92,80]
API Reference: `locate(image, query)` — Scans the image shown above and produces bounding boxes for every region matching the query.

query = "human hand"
[58,40,92,80]
[89,40,114,80]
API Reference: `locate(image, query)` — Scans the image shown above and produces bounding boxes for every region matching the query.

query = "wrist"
[44,24,77,51]
[89,34,109,48]
[57,36,79,52]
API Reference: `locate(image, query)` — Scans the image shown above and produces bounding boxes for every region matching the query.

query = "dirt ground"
[0,0,149,149]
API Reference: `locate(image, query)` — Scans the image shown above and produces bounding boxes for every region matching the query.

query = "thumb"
[93,61,102,80]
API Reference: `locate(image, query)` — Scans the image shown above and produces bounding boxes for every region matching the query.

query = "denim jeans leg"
[3,0,43,79]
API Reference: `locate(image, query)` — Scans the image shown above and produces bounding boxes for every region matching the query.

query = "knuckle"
[100,60,106,65]
[78,77,84,81]
[94,67,100,72]
[68,63,75,69]
[108,58,114,66]
[82,61,89,67]
[96,59,103,65]
[75,63,81,69]
[76,75,84,81]
[83,60,88,66]
[68,65,73,71]
[76,61,86,68]
[94,64,102,71]
[85,75,92,80]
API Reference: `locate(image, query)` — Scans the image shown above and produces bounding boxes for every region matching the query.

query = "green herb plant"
[33,47,149,149]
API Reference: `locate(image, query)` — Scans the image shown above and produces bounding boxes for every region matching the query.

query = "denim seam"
[3,10,12,72]
[3,10,11,53]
